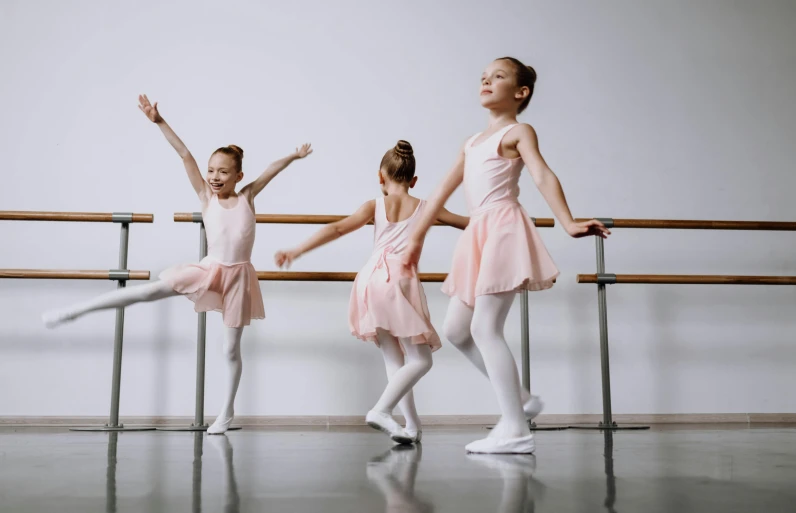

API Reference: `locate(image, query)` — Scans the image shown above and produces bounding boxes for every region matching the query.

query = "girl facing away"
[274,141,468,444]
[42,95,312,434]
[403,57,610,454]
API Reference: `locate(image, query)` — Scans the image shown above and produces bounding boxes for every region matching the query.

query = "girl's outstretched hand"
[401,238,424,272]
[565,219,611,239]
[274,249,300,269]
[294,143,313,159]
[138,94,162,123]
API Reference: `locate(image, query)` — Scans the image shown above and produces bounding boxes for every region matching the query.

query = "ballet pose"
[275,141,468,444]
[42,95,312,434]
[403,57,610,453]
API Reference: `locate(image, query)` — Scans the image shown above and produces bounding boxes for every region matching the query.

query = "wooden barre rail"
[577,274,796,285]
[0,211,154,223]
[257,271,447,282]
[174,212,556,228]
[0,270,151,280]
[575,218,796,231]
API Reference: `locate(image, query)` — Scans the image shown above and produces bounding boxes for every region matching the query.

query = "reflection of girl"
[467,454,546,512]
[367,446,434,513]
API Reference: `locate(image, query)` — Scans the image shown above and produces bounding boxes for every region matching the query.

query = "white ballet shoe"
[391,429,422,445]
[366,410,404,440]
[465,434,535,454]
[207,415,234,435]
[42,309,77,329]
[523,395,544,420]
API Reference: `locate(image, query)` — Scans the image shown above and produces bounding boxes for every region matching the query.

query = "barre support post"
[73,215,154,431]
[193,222,208,429]
[596,235,613,428]
[108,220,129,428]
[571,218,648,431]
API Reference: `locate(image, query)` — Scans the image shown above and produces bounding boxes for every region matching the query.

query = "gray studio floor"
[1,424,795,512]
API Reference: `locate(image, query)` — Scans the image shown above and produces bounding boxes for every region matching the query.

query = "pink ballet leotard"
[441,123,559,307]
[348,197,441,350]
[160,193,265,327]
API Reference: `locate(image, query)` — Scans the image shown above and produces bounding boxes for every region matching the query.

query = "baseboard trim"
[1,413,795,427]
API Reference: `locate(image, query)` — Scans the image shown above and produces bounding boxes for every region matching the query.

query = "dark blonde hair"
[211,145,244,172]
[496,56,537,114]
[380,140,415,183]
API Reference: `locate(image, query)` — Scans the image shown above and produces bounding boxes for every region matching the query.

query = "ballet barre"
[576,274,796,285]
[174,212,557,228]
[574,217,796,431]
[256,271,448,282]
[171,211,555,431]
[0,211,154,223]
[0,210,154,432]
[0,270,150,280]
[573,218,796,231]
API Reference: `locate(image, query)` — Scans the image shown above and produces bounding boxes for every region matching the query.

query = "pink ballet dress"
[441,123,560,307]
[348,197,442,351]
[160,194,265,328]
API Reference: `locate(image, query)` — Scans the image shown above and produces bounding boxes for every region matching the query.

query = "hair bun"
[227,145,244,158]
[394,140,413,158]
[526,65,537,84]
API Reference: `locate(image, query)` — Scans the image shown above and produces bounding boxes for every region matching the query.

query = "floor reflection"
[4,425,794,512]
[206,435,240,513]
[103,431,240,513]
[603,431,616,513]
[466,454,545,512]
[105,432,118,513]
[367,445,434,513]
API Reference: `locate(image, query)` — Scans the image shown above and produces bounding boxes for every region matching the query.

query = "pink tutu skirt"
[159,256,265,328]
[442,201,559,307]
[349,255,441,351]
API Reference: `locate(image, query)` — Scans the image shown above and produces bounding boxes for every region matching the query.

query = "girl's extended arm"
[436,208,469,230]
[515,124,609,239]
[402,146,466,269]
[242,143,313,201]
[138,95,208,201]
[274,200,376,268]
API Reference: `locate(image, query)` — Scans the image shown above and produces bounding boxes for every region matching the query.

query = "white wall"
[1,0,795,418]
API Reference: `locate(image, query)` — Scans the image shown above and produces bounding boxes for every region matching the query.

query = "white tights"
[44,280,244,423]
[443,292,530,439]
[47,280,179,322]
[218,326,244,420]
[373,330,433,432]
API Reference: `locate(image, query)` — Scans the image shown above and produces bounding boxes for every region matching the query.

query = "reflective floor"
[1,425,795,512]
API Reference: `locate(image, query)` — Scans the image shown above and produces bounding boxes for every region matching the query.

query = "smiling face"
[206,152,243,195]
[479,58,535,114]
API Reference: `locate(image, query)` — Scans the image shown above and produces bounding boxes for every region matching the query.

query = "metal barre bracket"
[108,270,130,281]
[191,212,203,223]
[596,273,617,285]
[595,218,615,229]
[111,213,134,223]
